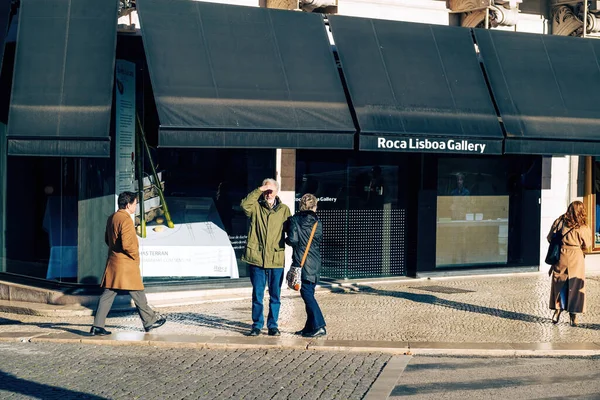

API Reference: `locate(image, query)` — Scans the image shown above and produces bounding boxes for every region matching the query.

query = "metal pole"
[135,120,147,238]
[136,114,174,229]
[583,0,588,38]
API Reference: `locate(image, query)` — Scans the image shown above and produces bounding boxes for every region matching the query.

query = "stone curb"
[1,331,599,357]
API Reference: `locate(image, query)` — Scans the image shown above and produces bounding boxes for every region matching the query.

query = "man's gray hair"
[262,178,279,192]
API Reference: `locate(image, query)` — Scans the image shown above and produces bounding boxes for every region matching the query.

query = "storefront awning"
[136,0,355,149]
[328,16,503,155]
[7,0,117,157]
[0,0,11,73]
[475,29,600,156]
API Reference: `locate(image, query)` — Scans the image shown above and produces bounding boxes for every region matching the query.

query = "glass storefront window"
[139,148,275,282]
[5,156,81,282]
[436,158,510,268]
[296,151,410,279]
[3,149,275,284]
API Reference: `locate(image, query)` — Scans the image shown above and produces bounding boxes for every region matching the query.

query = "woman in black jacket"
[285,193,326,338]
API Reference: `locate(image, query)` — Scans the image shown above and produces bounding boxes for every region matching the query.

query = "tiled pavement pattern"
[1,272,600,343]
[0,342,389,400]
[390,355,600,399]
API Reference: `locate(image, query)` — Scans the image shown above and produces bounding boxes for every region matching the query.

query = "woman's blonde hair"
[299,193,318,211]
[564,200,587,228]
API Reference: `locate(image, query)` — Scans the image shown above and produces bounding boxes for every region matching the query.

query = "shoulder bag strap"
[563,226,575,238]
[300,222,319,268]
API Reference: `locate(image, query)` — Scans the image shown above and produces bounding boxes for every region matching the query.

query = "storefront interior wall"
[418,153,542,274]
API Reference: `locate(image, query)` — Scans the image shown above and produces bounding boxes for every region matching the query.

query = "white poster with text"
[115,59,136,210]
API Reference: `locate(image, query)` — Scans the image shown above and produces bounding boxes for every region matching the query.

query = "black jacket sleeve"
[285,217,298,248]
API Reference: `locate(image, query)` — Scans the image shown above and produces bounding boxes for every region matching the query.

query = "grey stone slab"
[30,331,85,343]
[0,282,9,301]
[8,286,50,304]
[364,355,411,400]
[0,331,40,341]
[309,340,409,353]
[205,335,309,350]
[409,342,514,350]
[80,331,150,346]
[408,342,516,356]
[510,342,600,351]
[147,334,214,348]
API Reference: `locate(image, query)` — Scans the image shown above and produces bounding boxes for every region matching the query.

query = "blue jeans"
[248,265,284,330]
[559,282,568,310]
[300,280,326,332]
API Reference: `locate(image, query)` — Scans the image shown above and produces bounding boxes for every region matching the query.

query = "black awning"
[136,0,355,149]
[475,29,600,156]
[328,16,503,155]
[7,0,117,157]
[0,0,11,72]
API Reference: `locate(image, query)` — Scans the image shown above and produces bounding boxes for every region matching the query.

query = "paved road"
[1,342,599,400]
[0,342,389,400]
[392,355,600,399]
[1,273,599,343]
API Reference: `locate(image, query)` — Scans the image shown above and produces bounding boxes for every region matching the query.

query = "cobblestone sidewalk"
[1,272,599,345]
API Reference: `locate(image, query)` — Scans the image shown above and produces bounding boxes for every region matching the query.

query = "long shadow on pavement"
[101,311,250,335]
[0,370,108,399]
[163,312,249,334]
[0,317,98,336]
[336,286,599,330]
[391,370,600,396]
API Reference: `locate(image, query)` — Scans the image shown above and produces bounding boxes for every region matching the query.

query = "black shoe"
[268,328,281,336]
[144,316,167,332]
[295,329,308,335]
[302,327,326,338]
[551,309,562,324]
[247,328,261,336]
[90,326,112,336]
[569,313,578,327]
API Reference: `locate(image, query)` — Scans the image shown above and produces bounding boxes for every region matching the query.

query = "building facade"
[1,0,600,290]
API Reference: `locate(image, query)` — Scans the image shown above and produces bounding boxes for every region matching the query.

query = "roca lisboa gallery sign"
[361,136,503,154]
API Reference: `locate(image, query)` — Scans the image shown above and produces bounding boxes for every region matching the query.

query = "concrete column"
[276,149,296,272]
[539,156,570,267]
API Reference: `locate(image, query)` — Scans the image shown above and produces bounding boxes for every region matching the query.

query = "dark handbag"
[286,221,318,291]
[545,221,574,266]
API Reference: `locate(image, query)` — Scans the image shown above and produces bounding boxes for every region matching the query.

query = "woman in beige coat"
[547,200,592,326]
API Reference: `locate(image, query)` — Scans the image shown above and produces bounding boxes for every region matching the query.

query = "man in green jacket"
[241,178,291,336]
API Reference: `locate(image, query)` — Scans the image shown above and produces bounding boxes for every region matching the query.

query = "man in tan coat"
[90,191,166,335]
